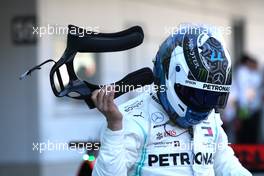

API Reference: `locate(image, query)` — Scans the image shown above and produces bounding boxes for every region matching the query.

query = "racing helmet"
[153,24,232,128]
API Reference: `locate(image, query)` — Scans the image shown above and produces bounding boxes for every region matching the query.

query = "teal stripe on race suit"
[132,119,147,176]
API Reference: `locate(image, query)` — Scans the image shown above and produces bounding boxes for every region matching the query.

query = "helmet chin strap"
[176,108,211,128]
[157,94,209,129]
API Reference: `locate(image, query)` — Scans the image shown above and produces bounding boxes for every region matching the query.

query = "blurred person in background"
[235,54,262,143]
[260,66,264,143]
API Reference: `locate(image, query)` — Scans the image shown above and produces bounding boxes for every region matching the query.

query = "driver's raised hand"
[91,85,123,131]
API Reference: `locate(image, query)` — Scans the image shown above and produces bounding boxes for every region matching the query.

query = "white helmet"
[153,24,232,128]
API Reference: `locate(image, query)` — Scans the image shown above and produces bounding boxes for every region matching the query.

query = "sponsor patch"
[151,112,165,123]
[133,112,144,118]
[148,152,214,166]
[201,126,213,137]
[152,140,180,148]
[124,100,143,113]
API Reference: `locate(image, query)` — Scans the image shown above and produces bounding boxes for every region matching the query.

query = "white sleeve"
[214,126,252,176]
[92,118,144,176]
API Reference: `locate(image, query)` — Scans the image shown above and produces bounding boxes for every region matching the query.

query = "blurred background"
[0,0,263,175]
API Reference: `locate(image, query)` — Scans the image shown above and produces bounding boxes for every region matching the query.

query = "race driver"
[91,24,252,176]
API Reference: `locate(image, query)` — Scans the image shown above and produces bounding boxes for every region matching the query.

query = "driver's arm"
[92,123,143,176]
[91,87,143,176]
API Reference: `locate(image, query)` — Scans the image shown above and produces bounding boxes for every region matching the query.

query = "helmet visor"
[174,83,229,112]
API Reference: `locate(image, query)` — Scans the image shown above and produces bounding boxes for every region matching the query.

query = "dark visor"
[174,83,229,112]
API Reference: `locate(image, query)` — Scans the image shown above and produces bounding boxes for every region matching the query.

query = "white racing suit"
[92,92,251,176]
